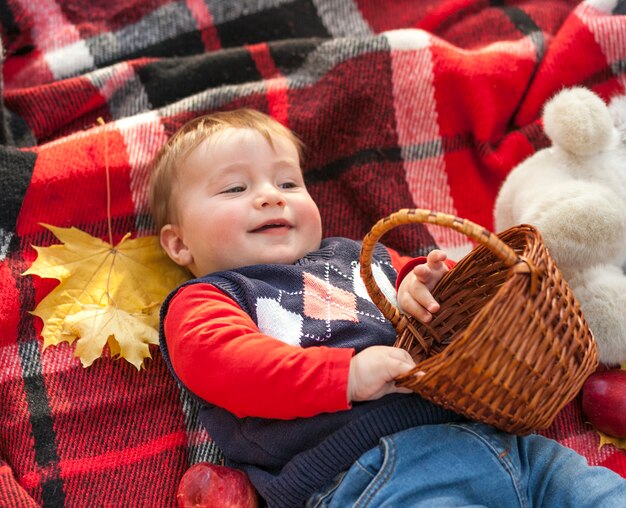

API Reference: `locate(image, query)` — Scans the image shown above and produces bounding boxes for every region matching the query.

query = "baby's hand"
[397,249,449,324]
[347,346,417,402]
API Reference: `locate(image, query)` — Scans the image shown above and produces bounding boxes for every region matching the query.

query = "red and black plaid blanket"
[1,0,625,506]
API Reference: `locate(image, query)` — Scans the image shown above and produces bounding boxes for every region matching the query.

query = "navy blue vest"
[160,238,463,507]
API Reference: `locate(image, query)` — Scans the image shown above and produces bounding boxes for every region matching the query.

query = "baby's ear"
[160,225,193,267]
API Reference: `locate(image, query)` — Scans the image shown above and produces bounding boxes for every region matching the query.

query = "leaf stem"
[97,117,114,247]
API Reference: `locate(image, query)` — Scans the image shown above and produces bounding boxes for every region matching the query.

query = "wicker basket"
[360,209,598,435]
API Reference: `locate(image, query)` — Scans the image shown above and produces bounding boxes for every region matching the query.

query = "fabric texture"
[1,0,626,506]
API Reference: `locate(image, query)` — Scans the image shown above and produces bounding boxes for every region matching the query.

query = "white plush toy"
[494,87,626,366]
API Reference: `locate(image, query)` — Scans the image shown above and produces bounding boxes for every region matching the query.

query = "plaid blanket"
[1,0,625,505]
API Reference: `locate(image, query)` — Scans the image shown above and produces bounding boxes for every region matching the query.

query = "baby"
[152,108,626,507]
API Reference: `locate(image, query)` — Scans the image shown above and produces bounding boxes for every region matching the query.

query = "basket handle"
[360,209,538,328]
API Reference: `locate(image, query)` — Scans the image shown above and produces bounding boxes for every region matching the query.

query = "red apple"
[582,369,626,438]
[177,462,259,508]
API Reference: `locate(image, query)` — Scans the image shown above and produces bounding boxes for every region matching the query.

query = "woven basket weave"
[360,209,598,435]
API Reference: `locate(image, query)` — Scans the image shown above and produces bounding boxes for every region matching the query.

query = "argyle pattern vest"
[197,237,399,352]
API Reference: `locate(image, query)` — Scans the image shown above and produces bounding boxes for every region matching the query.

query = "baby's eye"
[279,182,298,189]
[221,185,246,194]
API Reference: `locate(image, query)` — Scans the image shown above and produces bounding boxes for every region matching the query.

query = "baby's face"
[167,128,323,276]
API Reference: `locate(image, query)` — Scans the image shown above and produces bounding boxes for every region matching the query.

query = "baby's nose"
[255,186,285,207]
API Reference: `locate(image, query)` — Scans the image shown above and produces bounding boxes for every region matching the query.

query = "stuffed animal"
[494,87,626,366]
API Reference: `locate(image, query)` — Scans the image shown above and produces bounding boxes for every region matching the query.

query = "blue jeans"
[307,422,626,507]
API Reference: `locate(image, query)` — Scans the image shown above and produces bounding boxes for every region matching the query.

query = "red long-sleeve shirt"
[163,250,452,419]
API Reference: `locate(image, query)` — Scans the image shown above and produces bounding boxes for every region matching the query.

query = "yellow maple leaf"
[23,224,190,369]
[65,305,158,369]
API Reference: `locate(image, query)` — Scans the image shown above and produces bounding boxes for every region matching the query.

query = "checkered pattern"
[1,0,625,505]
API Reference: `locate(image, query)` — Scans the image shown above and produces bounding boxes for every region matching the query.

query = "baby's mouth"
[250,221,291,233]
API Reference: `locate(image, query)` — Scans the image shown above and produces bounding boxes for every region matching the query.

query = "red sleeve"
[163,283,355,420]
[385,247,456,290]
[386,246,414,272]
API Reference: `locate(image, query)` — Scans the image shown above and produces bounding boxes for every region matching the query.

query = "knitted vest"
[159,238,464,507]
[201,237,399,351]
